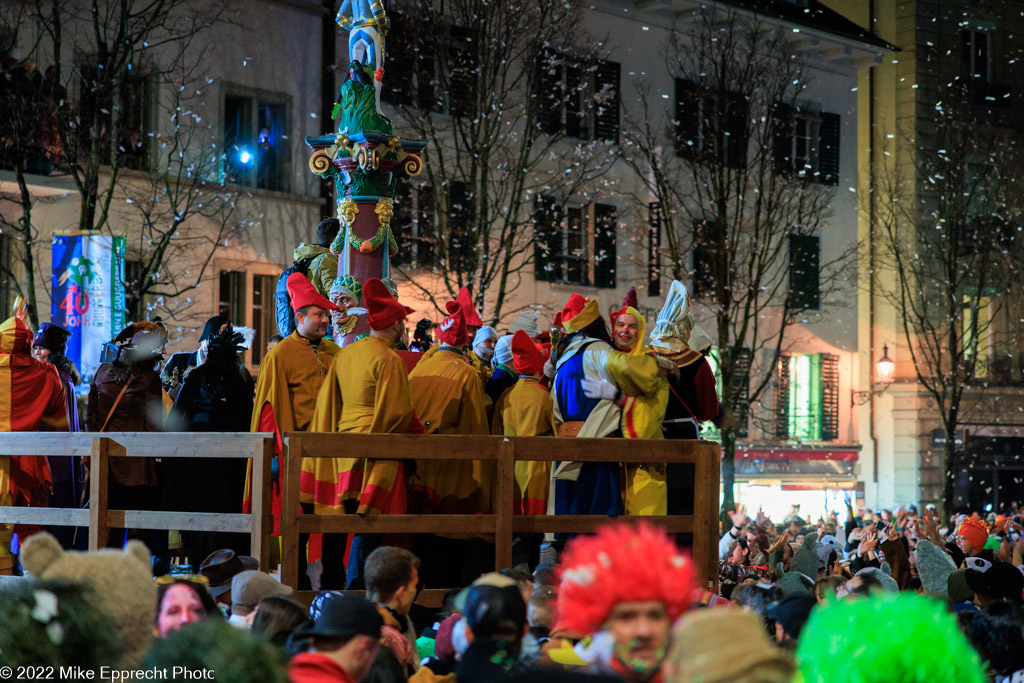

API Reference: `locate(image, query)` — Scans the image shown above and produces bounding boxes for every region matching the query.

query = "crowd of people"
[3,514,1021,682]
[3,219,1024,680]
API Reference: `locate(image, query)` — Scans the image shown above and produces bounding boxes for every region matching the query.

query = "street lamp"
[852,344,895,405]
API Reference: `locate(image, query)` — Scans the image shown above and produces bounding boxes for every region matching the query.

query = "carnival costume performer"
[552,521,697,682]
[0,317,68,568]
[313,277,418,588]
[244,273,341,588]
[31,323,83,547]
[649,280,722,516]
[485,334,518,411]
[550,294,665,518]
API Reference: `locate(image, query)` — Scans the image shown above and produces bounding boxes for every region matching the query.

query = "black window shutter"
[533,196,559,282]
[788,234,820,310]
[417,39,438,112]
[565,60,586,139]
[818,112,840,186]
[447,26,477,117]
[731,347,752,439]
[774,355,791,440]
[447,181,473,265]
[725,91,749,169]
[391,183,414,267]
[648,202,662,297]
[692,218,715,300]
[593,60,620,143]
[773,102,794,175]
[536,50,562,135]
[593,203,617,288]
[821,353,840,441]
[382,13,413,106]
[674,79,700,157]
[417,184,436,267]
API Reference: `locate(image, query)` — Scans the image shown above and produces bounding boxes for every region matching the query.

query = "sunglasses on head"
[155,573,210,587]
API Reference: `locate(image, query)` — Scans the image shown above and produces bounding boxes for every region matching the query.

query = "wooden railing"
[282,433,720,599]
[0,433,275,569]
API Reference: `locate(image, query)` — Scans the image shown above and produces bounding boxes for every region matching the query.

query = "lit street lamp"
[852,344,895,405]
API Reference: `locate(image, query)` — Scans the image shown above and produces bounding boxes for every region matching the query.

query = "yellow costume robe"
[498,378,554,515]
[615,307,669,516]
[408,348,489,514]
[312,335,414,515]
[469,350,493,387]
[244,331,341,518]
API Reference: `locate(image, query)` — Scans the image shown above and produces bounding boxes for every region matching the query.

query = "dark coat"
[86,362,163,487]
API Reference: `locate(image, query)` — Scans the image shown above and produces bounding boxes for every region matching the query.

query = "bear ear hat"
[124,540,151,571]
[20,532,64,576]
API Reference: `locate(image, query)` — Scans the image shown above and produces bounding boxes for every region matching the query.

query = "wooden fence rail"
[281,433,720,597]
[0,432,720,601]
[0,433,275,569]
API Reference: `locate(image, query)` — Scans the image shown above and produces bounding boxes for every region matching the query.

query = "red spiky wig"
[555,521,697,635]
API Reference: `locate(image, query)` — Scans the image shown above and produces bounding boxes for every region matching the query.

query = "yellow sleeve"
[459,369,489,435]
[369,353,414,433]
[605,351,662,398]
[312,359,344,432]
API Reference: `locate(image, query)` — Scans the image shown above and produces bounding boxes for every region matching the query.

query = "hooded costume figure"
[165,323,255,561]
[243,273,341,587]
[0,317,69,566]
[649,281,722,516]
[313,277,419,589]
[609,290,670,516]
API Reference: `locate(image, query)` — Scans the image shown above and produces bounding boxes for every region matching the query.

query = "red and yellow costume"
[0,317,68,567]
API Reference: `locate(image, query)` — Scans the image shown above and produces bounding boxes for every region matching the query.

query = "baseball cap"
[294,595,383,640]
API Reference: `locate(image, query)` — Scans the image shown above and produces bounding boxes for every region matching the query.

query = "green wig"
[145,619,286,683]
[796,593,985,683]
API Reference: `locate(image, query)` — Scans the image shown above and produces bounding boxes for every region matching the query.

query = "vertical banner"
[51,233,126,384]
[647,201,662,297]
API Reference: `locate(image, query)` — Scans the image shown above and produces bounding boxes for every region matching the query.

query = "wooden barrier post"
[88,437,110,551]
[691,441,720,586]
[251,437,274,570]
[494,439,515,571]
[281,436,302,592]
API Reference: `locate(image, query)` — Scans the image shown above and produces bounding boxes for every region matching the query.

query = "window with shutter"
[818,112,840,186]
[821,353,840,441]
[593,60,620,143]
[788,354,823,441]
[447,181,474,265]
[593,203,616,288]
[773,102,795,175]
[731,347,752,439]
[447,26,477,117]
[774,354,791,440]
[533,196,559,282]
[648,202,662,297]
[674,79,700,157]
[724,91,749,169]
[391,184,436,268]
[692,219,716,300]
[788,234,820,310]
[673,79,747,167]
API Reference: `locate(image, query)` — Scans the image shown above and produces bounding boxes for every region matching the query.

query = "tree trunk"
[14,165,40,329]
[720,427,737,524]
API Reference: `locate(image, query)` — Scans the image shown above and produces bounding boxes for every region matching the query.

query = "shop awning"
[736,446,859,462]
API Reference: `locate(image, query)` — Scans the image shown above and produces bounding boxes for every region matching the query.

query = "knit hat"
[437,302,468,346]
[855,563,899,593]
[511,330,548,377]
[287,272,338,313]
[32,323,72,354]
[766,592,817,639]
[956,517,989,552]
[508,309,540,337]
[493,334,514,368]
[947,569,975,603]
[472,326,498,357]
[995,515,1008,531]
[667,609,795,683]
[455,286,483,328]
[556,521,696,634]
[329,273,363,304]
[560,293,601,334]
[609,287,639,329]
[364,278,414,331]
[914,540,957,597]
[649,280,692,352]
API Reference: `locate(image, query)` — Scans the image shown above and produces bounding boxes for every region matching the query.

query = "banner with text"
[51,233,126,384]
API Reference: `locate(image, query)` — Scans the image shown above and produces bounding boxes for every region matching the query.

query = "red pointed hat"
[561,293,600,334]
[437,302,468,346]
[364,278,415,330]
[287,272,338,313]
[455,286,483,328]
[511,330,549,377]
[610,286,639,328]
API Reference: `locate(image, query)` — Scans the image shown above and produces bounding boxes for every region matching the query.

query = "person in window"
[255,126,276,190]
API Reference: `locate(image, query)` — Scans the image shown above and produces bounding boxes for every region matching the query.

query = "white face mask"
[475,344,495,362]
